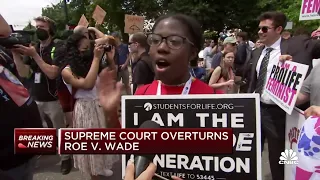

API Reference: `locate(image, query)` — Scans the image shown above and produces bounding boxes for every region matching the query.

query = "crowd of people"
[0,10,320,180]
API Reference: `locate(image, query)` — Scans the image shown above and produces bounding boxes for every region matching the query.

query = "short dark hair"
[152,14,203,53]
[258,11,287,30]
[236,32,248,41]
[131,32,148,48]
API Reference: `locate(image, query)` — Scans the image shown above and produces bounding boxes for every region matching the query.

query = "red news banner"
[14,128,233,154]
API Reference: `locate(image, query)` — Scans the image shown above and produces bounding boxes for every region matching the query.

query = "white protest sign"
[296,115,320,180]
[299,0,320,21]
[124,14,144,34]
[265,61,309,114]
[285,108,305,180]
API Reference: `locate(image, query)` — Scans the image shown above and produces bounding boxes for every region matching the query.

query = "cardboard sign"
[124,14,144,34]
[265,61,309,114]
[78,14,89,27]
[92,5,106,25]
[121,94,262,180]
[299,0,320,21]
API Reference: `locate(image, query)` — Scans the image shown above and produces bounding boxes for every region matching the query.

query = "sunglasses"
[258,26,275,33]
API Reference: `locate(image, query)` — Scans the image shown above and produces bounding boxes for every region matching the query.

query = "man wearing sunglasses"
[247,11,320,180]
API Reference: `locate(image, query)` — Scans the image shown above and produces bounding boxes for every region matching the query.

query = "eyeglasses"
[258,26,275,33]
[147,34,194,50]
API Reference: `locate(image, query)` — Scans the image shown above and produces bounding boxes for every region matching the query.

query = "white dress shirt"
[256,37,282,104]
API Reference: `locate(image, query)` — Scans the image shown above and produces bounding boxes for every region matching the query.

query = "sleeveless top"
[216,67,235,93]
[62,66,98,100]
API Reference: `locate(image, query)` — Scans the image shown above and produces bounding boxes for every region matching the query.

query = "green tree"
[23,22,36,31]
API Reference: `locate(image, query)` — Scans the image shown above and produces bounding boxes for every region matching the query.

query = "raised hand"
[97,68,122,113]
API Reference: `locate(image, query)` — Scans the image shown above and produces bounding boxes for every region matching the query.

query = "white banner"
[286,108,320,180]
[299,0,320,21]
[285,108,305,180]
[265,61,308,114]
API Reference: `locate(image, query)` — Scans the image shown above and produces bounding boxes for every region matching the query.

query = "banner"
[285,108,305,180]
[78,14,89,27]
[121,94,262,180]
[265,61,309,114]
[296,116,320,180]
[124,14,144,34]
[92,5,106,25]
[299,0,320,21]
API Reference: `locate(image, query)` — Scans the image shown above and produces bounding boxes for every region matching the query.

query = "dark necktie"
[255,47,273,95]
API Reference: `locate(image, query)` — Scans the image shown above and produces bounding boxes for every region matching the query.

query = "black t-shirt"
[0,48,43,170]
[132,52,155,94]
[24,41,58,102]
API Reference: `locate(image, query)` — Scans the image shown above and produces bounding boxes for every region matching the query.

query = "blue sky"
[0,0,60,30]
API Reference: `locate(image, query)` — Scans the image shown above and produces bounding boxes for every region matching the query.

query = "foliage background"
[24,0,319,42]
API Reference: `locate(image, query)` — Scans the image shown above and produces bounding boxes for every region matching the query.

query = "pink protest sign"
[299,0,320,21]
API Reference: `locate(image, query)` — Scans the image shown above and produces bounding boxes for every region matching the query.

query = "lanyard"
[156,76,193,95]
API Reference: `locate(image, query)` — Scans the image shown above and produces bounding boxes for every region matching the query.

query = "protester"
[98,13,216,128]
[208,52,236,93]
[0,15,43,180]
[211,36,237,70]
[235,32,251,75]
[11,16,72,174]
[129,32,154,94]
[60,33,119,179]
[202,39,215,69]
[247,11,320,180]
[112,32,131,95]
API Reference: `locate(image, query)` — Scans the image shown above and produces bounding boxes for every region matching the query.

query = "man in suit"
[247,11,320,180]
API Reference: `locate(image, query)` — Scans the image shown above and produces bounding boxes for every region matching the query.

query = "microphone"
[134,120,161,178]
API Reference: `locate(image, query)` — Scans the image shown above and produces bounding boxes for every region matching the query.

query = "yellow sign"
[124,14,144,34]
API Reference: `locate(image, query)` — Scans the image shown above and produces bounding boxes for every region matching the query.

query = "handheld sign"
[121,94,262,180]
[285,108,305,180]
[78,14,89,27]
[299,0,320,21]
[92,5,106,25]
[124,14,144,34]
[265,61,309,114]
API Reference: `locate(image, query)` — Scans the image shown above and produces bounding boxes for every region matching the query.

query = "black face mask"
[36,28,49,41]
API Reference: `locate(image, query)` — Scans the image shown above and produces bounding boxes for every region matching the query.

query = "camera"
[0,36,30,49]
[104,45,112,52]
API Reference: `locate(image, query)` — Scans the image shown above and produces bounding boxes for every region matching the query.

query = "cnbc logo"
[143,102,153,111]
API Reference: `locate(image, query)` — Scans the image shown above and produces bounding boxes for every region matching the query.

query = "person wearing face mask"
[129,32,155,94]
[60,33,119,180]
[11,16,72,174]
